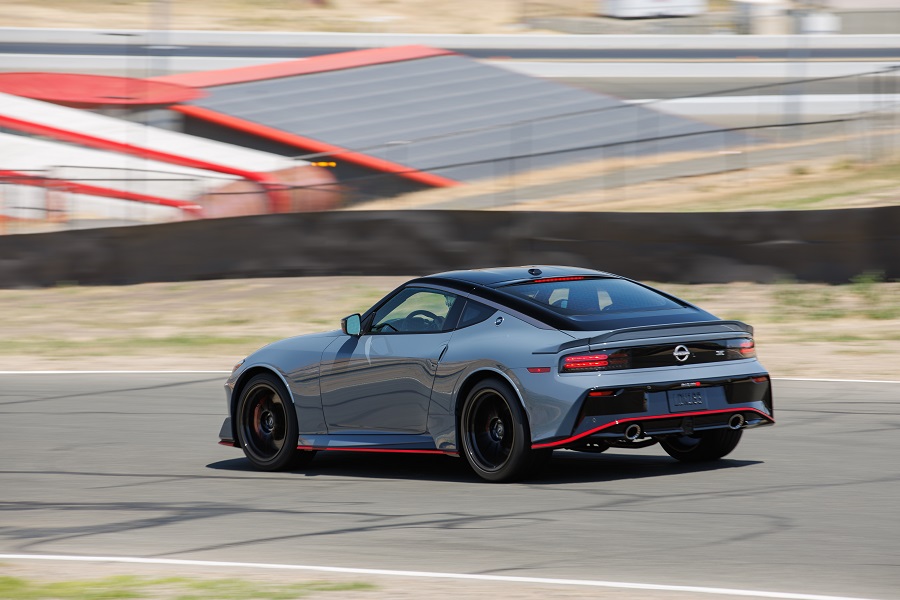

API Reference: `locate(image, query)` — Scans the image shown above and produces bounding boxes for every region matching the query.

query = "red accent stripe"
[150,45,454,88]
[0,113,288,210]
[218,440,236,447]
[171,104,460,189]
[0,169,202,213]
[531,408,775,450]
[297,445,453,456]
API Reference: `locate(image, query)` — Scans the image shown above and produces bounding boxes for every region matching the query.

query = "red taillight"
[561,350,630,372]
[726,338,756,359]
[527,367,551,373]
[752,375,768,383]
[565,354,609,368]
[588,389,615,397]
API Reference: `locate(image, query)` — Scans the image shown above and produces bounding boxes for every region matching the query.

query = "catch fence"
[2,67,899,232]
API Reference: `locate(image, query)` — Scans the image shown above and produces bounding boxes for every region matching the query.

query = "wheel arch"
[230,365,294,440]
[453,367,531,444]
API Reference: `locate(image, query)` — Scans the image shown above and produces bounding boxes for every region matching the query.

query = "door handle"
[428,344,449,371]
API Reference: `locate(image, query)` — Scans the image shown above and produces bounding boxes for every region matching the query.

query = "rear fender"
[434,365,530,453]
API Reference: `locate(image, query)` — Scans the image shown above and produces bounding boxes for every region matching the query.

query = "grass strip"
[0,574,374,600]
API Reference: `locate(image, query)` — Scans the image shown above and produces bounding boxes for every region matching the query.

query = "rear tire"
[660,428,742,463]
[236,373,316,471]
[460,378,540,482]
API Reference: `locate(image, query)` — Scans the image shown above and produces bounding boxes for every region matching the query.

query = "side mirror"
[341,313,362,336]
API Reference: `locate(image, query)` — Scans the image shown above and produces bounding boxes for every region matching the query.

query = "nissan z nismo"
[218,266,774,482]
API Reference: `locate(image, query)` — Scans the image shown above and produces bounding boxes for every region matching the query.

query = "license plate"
[667,387,710,412]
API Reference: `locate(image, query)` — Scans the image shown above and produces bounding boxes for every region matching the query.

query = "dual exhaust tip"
[622,413,745,440]
[624,423,642,441]
[728,413,746,430]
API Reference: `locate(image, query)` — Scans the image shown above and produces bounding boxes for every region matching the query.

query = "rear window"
[500,277,683,316]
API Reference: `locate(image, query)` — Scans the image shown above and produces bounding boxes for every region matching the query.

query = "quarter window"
[457,300,497,329]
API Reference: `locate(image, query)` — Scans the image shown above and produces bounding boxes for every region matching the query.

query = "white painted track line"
[0,554,885,600]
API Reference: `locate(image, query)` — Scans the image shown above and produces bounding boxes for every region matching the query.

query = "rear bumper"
[530,372,774,449]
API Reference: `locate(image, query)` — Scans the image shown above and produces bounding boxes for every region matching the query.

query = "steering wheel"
[406,309,442,331]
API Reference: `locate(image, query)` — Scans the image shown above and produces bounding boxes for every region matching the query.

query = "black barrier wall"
[1,208,898,287]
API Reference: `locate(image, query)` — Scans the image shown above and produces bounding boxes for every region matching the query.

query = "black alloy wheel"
[460,378,541,482]
[236,373,315,471]
[660,428,743,463]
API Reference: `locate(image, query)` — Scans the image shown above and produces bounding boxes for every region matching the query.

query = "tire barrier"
[0,206,897,287]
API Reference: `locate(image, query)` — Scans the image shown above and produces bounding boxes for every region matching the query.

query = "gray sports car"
[218,266,774,482]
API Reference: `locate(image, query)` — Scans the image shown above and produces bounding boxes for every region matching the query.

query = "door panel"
[319,333,451,433]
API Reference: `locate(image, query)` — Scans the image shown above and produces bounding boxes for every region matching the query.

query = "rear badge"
[673,345,690,362]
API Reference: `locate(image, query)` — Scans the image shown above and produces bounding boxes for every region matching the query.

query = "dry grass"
[349,142,900,213]
[1,276,898,379]
[502,157,900,213]
[3,0,572,33]
[3,0,742,32]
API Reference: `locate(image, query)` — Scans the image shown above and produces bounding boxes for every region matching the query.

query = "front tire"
[660,428,742,463]
[460,378,540,482]
[236,373,316,471]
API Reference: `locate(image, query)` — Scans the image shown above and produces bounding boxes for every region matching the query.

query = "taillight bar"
[560,337,756,373]
[564,354,610,369]
[561,350,630,372]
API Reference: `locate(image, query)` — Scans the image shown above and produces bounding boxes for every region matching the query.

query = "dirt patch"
[1,277,897,379]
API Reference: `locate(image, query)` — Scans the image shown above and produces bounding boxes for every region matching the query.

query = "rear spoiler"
[532,321,753,355]
[590,320,753,345]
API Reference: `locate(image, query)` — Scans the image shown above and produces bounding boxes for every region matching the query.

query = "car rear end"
[531,323,773,450]
[492,274,774,452]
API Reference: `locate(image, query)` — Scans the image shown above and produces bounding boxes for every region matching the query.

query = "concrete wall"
[0,207,897,287]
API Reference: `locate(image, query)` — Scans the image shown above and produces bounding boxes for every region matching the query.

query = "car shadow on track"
[531,451,762,485]
[207,450,762,484]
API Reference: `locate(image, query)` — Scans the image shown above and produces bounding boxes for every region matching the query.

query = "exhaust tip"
[728,414,745,430]
[624,423,642,441]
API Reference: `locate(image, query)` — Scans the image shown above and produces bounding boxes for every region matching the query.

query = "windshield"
[500,277,684,317]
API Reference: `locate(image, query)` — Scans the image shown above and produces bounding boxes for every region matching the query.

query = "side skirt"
[296,433,459,457]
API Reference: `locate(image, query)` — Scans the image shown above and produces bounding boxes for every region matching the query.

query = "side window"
[371,288,458,334]
[457,300,496,329]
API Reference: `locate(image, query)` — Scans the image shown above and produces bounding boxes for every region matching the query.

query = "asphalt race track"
[1,373,898,599]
